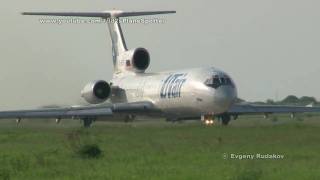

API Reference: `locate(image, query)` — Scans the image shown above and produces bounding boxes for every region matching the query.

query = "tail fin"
[22,10,176,73]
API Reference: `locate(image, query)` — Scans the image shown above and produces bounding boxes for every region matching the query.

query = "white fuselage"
[110,67,238,119]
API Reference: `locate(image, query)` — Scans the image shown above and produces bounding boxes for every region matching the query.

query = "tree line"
[236,95,320,106]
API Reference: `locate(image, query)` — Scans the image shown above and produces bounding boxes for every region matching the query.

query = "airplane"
[1,10,320,127]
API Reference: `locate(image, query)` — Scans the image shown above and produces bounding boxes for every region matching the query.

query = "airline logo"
[160,73,187,99]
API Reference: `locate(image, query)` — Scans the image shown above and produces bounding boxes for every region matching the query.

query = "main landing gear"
[124,114,135,123]
[82,117,95,128]
[220,113,231,126]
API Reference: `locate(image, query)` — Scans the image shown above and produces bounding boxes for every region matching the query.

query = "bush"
[296,117,304,122]
[271,117,278,123]
[78,144,102,158]
[0,168,10,180]
[234,169,262,180]
[65,129,103,159]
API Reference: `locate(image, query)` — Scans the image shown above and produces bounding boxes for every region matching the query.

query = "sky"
[0,0,320,109]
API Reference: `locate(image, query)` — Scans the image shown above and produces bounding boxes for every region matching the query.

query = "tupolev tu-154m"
[1,10,320,127]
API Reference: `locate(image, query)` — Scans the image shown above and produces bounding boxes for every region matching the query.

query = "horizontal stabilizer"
[21,10,176,74]
[22,10,176,18]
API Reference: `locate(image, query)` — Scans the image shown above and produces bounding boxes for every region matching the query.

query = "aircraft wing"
[0,101,157,119]
[228,103,320,115]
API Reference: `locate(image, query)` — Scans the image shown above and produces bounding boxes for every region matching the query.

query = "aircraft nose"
[214,86,237,112]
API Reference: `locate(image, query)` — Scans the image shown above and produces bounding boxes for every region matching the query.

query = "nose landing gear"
[201,113,232,126]
[201,114,215,126]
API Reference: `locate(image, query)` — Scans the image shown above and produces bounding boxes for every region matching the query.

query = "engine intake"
[81,80,111,104]
[132,48,150,72]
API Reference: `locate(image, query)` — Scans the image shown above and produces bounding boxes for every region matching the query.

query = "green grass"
[0,115,320,180]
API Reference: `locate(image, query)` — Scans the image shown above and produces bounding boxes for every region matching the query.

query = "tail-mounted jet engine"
[81,80,111,104]
[120,48,150,73]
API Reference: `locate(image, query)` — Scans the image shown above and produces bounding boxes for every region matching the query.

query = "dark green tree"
[281,95,299,104]
[266,99,275,105]
[299,96,317,105]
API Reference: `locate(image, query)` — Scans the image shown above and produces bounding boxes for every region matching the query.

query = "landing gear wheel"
[221,114,231,126]
[83,118,94,128]
[124,115,135,123]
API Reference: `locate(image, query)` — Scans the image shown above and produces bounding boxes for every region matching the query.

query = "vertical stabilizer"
[22,10,176,74]
[107,17,127,70]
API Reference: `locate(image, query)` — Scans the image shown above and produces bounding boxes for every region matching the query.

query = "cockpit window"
[213,76,220,86]
[205,75,234,89]
[220,78,225,84]
[225,78,231,85]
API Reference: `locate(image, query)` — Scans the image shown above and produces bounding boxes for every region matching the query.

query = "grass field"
[0,115,320,180]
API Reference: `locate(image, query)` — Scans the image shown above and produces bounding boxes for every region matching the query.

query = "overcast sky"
[0,0,320,109]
